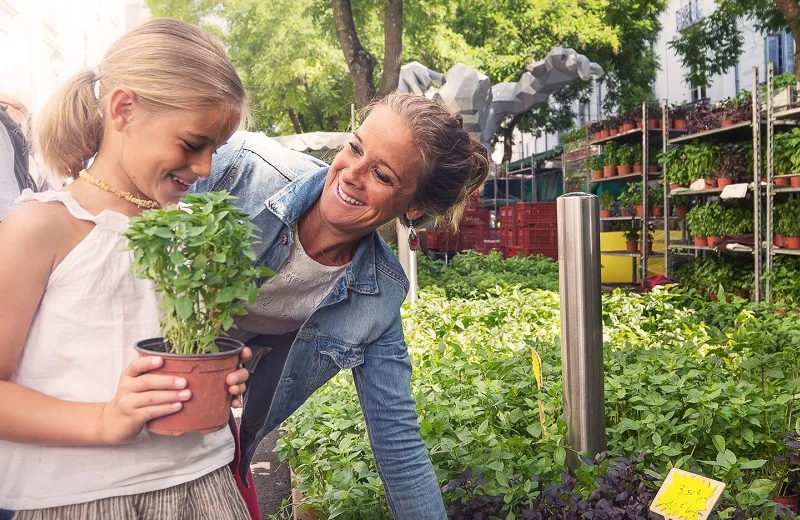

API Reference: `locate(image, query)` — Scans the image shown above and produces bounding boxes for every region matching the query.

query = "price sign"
[649,468,725,520]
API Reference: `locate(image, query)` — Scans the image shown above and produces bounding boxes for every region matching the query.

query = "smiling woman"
[192,91,491,520]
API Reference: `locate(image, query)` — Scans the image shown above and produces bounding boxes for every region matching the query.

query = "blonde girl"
[0,19,252,519]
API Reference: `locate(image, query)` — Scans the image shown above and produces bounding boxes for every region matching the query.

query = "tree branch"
[501,112,527,164]
[379,0,403,97]
[331,0,377,108]
[288,109,303,134]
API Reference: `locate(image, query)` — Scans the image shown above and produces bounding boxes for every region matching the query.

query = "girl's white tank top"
[0,190,234,510]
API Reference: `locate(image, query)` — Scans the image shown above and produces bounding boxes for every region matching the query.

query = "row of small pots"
[692,236,723,248]
[625,241,655,254]
[774,234,800,249]
[669,178,735,191]
[773,174,800,187]
[593,165,660,180]
[593,118,688,140]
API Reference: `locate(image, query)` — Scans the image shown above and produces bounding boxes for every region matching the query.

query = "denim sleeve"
[351,316,446,520]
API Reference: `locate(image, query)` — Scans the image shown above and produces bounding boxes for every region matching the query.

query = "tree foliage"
[669,0,800,88]
[147,0,666,143]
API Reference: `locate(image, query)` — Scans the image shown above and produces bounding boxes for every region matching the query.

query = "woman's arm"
[0,203,192,445]
[351,315,447,520]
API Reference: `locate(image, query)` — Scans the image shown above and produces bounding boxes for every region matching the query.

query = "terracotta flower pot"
[599,129,610,139]
[707,236,721,248]
[775,234,786,247]
[636,121,644,129]
[632,164,643,173]
[669,183,681,191]
[603,165,617,178]
[721,119,736,127]
[776,176,791,186]
[656,119,663,129]
[625,240,638,253]
[786,236,800,249]
[617,165,632,176]
[592,169,603,180]
[792,175,800,187]
[650,206,663,217]
[600,209,612,218]
[594,132,603,140]
[609,128,619,136]
[774,494,799,514]
[648,165,659,173]
[647,118,658,129]
[668,119,675,129]
[716,178,734,188]
[621,123,636,132]
[703,179,717,189]
[693,236,708,247]
[675,206,689,218]
[674,119,687,130]
[135,337,244,436]
[634,204,645,217]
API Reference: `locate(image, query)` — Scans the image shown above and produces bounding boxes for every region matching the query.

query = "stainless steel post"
[557,193,606,469]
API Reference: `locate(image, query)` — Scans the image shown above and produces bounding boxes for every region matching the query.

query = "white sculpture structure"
[398,47,603,145]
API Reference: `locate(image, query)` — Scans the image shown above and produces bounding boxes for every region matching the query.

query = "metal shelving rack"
[661,66,763,301]
[588,101,683,283]
[764,62,800,301]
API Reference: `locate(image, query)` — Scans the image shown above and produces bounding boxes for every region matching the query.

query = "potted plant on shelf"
[616,144,634,176]
[773,433,800,513]
[617,186,634,216]
[620,110,637,133]
[704,202,726,248]
[774,201,792,248]
[607,114,622,136]
[670,102,689,130]
[599,191,615,218]
[623,227,640,252]
[589,121,603,141]
[684,142,720,188]
[673,197,690,218]
[659,147,689,189]
[686,204,709,247]
[648,185,664,217]
[648,146,660,173]
[589,155,605,180]
[714,142,747,187]
[630,144,644,173]
[597,120,610,139]
[125,192,272,436]
[687,102,720,135]
[783,204,800,250]
[647,105,661,129]
[603,142,619,178]
[623,182,645,217]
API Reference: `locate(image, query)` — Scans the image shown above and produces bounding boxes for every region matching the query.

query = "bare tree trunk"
[288,109,303,134]
[501,113,526,164]
[331,0,377,108]
[379,0,403,97]
[775,0,800,80]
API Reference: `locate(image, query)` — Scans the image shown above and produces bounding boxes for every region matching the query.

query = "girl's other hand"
[227,347,252,408]
[99,356,191,444]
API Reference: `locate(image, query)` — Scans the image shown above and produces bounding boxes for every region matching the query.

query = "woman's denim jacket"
[191,132,446,519]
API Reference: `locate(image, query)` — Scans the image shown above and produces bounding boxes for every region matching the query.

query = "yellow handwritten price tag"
[650,468,725,520]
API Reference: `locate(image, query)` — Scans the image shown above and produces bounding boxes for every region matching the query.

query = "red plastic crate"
[515,203,557,227]
[426,230,460,250]
[500,229,515,247]
[516,227,558,249]
[499,205,516,228]
[462,209,490,227]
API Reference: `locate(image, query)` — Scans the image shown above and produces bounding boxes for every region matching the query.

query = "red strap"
[229,415,262,520]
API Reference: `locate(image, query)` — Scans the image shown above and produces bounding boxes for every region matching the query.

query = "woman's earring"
[408,222,419,251]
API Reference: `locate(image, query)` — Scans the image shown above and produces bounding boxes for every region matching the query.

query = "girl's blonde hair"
[38,18,249,178]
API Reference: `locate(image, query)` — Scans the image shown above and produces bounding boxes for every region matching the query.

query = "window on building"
[766,31,796,75]
[691,84,707,103]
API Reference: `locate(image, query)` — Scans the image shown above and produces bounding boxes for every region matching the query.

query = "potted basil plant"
[126,191,273,436]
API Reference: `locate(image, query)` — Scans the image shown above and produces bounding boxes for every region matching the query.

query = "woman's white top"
[0,190,233,510]
[233,226,349,341]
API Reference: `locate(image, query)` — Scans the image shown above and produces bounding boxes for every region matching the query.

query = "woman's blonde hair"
[38,18,248,178]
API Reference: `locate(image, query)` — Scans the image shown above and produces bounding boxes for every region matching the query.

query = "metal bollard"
[557,193,606,469]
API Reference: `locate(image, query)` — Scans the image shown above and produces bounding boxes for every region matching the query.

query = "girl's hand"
[227,347,252,408]
[100,356,191,444]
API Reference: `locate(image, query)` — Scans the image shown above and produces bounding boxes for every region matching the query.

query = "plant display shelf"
[772,248,800,256]
[662,67,763,301]
[669,121,753,144]
[766,63,800,302]
[591,171,662,184]
[590,128,686,146]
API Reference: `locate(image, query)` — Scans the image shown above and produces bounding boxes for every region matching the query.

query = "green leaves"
[125,191,271,354]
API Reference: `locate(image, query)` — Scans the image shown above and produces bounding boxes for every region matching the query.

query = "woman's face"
[110,91,240,205]
[319,105,425,236]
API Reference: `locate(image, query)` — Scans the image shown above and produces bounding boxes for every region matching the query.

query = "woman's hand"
[99,356,191,444]
[227,346,252,408]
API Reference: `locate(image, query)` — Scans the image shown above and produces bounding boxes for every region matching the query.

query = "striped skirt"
[13,466,249,520]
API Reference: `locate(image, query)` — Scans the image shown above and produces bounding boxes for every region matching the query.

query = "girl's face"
[319,105,425,236]
[110,92,240,206]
